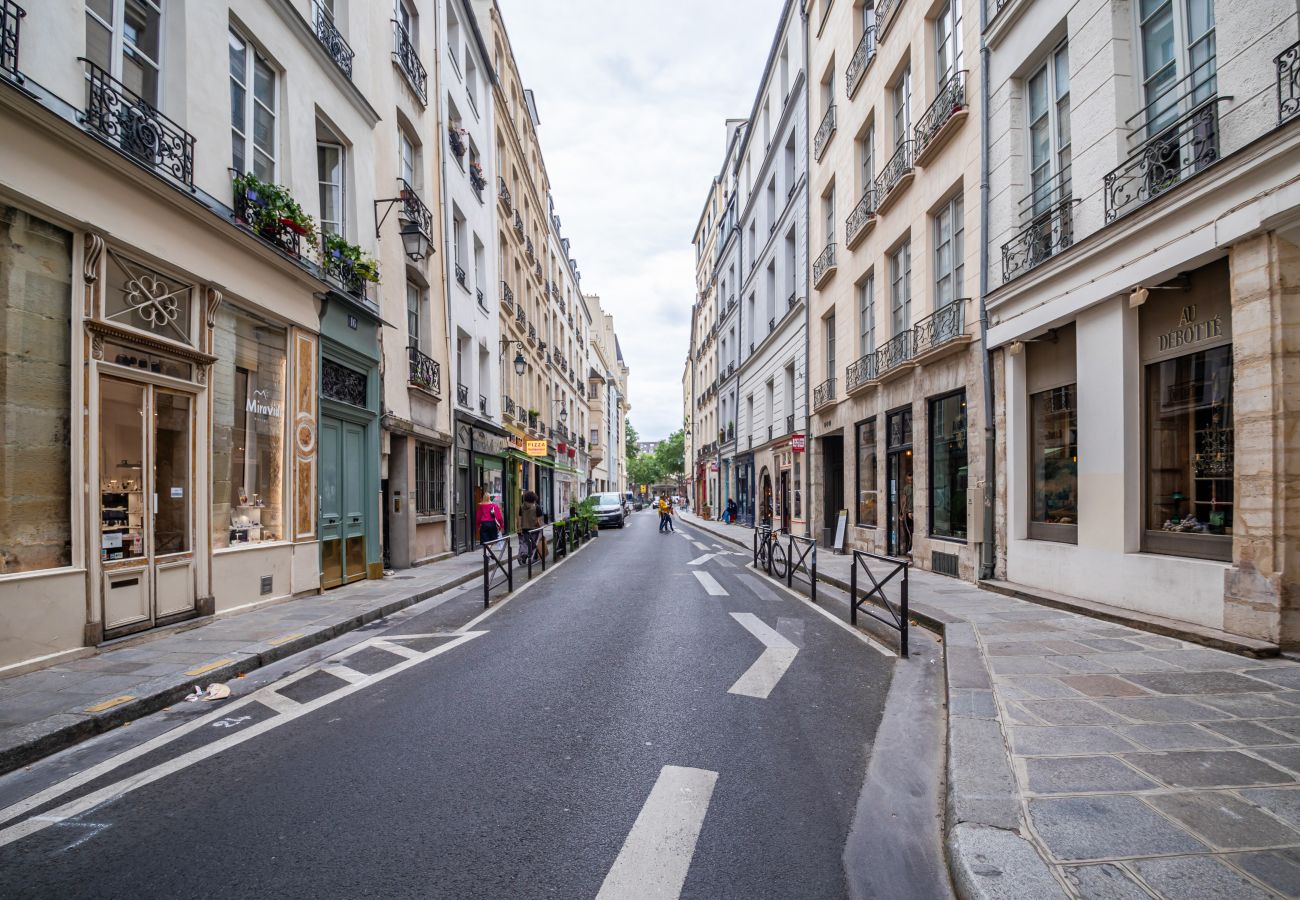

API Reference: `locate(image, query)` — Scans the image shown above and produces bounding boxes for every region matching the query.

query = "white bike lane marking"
[687,553,715,566]
[727,613,799,699]
[692,572,728,596]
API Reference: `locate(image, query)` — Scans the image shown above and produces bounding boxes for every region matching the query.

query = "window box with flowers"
[321,232,380,299]
[448,126,467,164]
[469,161,487,197]
[232,171,317,258]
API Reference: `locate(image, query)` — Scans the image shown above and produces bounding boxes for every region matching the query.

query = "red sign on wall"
[792,434,806,452]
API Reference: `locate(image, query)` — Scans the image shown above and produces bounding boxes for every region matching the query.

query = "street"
[0,511,894,899]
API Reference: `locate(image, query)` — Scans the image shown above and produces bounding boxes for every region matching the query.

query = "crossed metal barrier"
[482,537,513,608]
[849,549,910,657]
[483,518,601,607]
[752,526,818,601]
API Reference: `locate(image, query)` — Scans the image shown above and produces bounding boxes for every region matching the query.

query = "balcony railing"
[503,396,515,419]
[846,27,876,98]
[1104,99,1221,222]
[392,19,427,103]
[768,316,776,333]
[786,414,795,434]
[534,261,543,280]
[876,0,903,39]
[457,383,470,409]
[525,237,535,263]
[311,1,354,79]
[846,188,878,247]
[455,263,467,289]
[914,298,967,355]
[469,165,487,198]
[479,394,488,415]
[501,282,514,312]
[1278,40,1300,125]
[813,242,837,287]
[874,140,915,207]
[813,378,836,410]
[515,305,526,326]
[234,182,301,258]
[513,211,524,237]
[497,176,512,211]
[527,323,537,344]
[914,70,967,161]
[1,1,23,80]
[321,236,369,300]
[874,330,915,377]
[398,178,434,242]
[448,126,467,162]
[814,104,837,161]
[408,345,441,395]
[80,59,195,190]
[845,352,879,392]
[1001,197,1078,282]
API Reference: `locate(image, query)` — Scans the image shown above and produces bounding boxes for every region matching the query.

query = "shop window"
[928,391,967,540]
[1026,325,1077,542]
[0,207,74,574]
[415,444,446,515]
[856,418,878,527]
[211,306,287,548]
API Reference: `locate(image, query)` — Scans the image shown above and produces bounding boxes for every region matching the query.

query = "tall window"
[415,444,446,515]
[892,66,911,147]
[858,274,875,356]
[1139,0,1216,134]
[859,123,875,194]
[317,142,344,236]
[395,0,415,43]
[824,185,835,244]
[229,29,276,180]
[399,130,417,187]
[1027,325,1077,542]
[856,418,878,527]
[1028,42,1071,216]
[406,282,422,349]
[890,241,911,334]
[934,194,964,310]
[934,0,963,87]
[825,313,836,379]
[86,0,163,105]
[929,391,967,540]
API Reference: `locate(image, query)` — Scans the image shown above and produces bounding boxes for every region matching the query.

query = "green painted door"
[319,417,344,589]
[341,421,367,583]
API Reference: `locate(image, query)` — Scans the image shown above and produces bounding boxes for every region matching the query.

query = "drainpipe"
[802,3,812,540]
[978,0,996,580]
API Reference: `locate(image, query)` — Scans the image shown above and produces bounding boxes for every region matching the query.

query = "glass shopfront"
[856,418,878,527]
[211,306,287,548]
[0,206,73,574]
[1027,324,1077,542]
[928,391,968,540]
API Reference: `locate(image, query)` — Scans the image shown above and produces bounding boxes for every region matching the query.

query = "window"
[934,194,964,310]
[229,29,276,180]
[889,241,911,334]
[934,0,963,88]
[859,123,875,194]
[317,141,344,236]
[1027,325,1077,542]
[85,0,163,105]
[406,281,422,349]
[1139,0,1216,135]
[0,207,74,574]
[1027,42,1071,216]
[447,7,462,74]
[856,418,878,527]
[858,274,875,356]
[415,444,446,515]
[929,391,967,540]
[892,66,911,147]
[399,129,417,187]
[825,313,836,379]
[466,57,479,113]
[824,185,835,244]
[395,0,415,44]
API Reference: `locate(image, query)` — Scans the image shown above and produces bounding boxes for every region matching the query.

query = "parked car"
[592,492,627,528]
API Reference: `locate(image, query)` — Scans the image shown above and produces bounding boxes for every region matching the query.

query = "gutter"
[978,0,996,579]
[802,1,812,540]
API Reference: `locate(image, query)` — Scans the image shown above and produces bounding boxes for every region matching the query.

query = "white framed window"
[934,0,963,88]
[892,66,911,147]
[824,184,835,243]
[406,281,422,349]
[317,141,344,236]
[1138,0,1216,135]
[399,129,417,187]
[859,122,875,194]
[933,194,964,310]
[466,56,480,115]
[229,29,277,180]
[85,0,163,105]
[825,313,836,379]
[890,240,911,334]
[395,0,416,45]
[1027,42,1071,216]
[858,273,875,356]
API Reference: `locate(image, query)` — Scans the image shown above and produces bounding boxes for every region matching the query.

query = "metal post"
[527,533,533,579]
[810,544,817,604]
[786,534,794,589]
[507,539,514,592]
[850,555,857,626]
[482,543,490,609]
[900,564,909,658]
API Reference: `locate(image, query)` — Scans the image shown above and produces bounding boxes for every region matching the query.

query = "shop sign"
[246,389,281,419]
[526,440,548,457]
[1156,305,1224,354]
[792,434,805,452]
[711,462,719,472]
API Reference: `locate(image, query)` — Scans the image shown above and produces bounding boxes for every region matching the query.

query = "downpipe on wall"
[978,0,996,580]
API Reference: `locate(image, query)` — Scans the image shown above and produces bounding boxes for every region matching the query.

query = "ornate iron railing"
[513,210,524,237]
[479,394,488,415]
[497,176,512,210]
[1001,197,1078,282]
[525,237,535,263]
[875,0,903,39]
[874,140,914,204]
[846,188,878,246]
[408,345,440,394]
[768,316,776,333]
[534,261,542,280]
[80,59,195,190]
[1104,99,1221,222]
[476,287,485,305]
[234,182,301,258]
[455,263,467,288]
[392,19,426,103]
[321,237,369,299]
[515,305,526,326]
[503,395,516,419]
[398,178,434,241]
[846,27,876,98]
[786,414,795,434]
[501,282,514,312]
[814,104,837,161]
[813,378,836,410]
[469,165,487,197]
[846,353,879,391]
[813,242,837,285]
[1277,40,1300,125]
[874,330,914,377]
[0,1,22,80]
[311,1,354,78]
[987,0,1011,24]
[448,126,467,161]
[788,292,797,311]
[914,70,967,157]
[914,298,967,355]
[457,383,470,408]
[527,323,537,344]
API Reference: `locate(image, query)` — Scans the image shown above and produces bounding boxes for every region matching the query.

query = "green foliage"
[322,231,381,284]
[233,171,318,245]
[625,418,640,463]
[654,429,685,476]
[627,452,662,488]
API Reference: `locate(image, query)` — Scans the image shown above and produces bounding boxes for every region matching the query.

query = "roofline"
[734,0,800,164]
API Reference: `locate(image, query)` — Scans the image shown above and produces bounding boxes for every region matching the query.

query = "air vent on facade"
[931,552,959,578]
[260,575,274,596]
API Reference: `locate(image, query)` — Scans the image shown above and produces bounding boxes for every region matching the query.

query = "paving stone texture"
[681,511,1300,899]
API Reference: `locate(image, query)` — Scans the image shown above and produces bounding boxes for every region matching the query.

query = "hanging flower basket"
[557,442,567,453]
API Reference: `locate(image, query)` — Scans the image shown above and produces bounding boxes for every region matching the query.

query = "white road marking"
[596,765,718,900]
[749,564,897,658]
[690,541,709,551]
[369,638,424,660]
[692,572,727,596]
[687,554,715,566]
[255,690,302,715]
[727,613,799,699]
[321,664,368,685]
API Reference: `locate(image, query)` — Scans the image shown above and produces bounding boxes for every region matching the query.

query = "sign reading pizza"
[525,440,548,457]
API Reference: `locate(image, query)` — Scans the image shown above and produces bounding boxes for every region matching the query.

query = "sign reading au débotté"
[525,440,548,457]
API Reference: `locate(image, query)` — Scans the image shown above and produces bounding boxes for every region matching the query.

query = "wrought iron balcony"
[786,414,795,434]
[846,188,878,248]
[812,242,837,288]
[515,305,526,326]
[479,394,488,415]
[768,316,776,333]
[845,352,879,392]
[501,282,514,312]
[1278,40,1300,125]
[534,261,542,280]
[1104,99,1221,222]
[787,292,797,311]
[469,165,487,198]
[448,126,467,162]
[497,176,512,211]
[234,183,301,258]
[727,422,735,441]
[875,0,904,40]
[874,140,915,210]
[503,396,516,419]
[814,104,837,161]
[398,179,434,242]
[1,1,23,80]
[79,59,195,191]
[914,70,967,163]
[1001,196,1078,282]
[311,1,354,79]
[392,19,426,103]
[846,27,876,98]
[455,263,467,288]
[525,237,535,263]
[914,298,967,356]
[873,330,915,378]
[321,236,370,300]
[476,286,485,306]
[457,383,470,409]
[813,378,836,410]
[527,323,537,344]
[408,345,441,395]
[987,0,1011,24]
[513,211,524,237]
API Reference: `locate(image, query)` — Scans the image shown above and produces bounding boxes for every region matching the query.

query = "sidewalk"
[0,552,485,775]
[680,511,1300,899]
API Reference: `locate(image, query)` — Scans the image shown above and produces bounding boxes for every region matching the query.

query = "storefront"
[736,454,755,526]
[453,417,510,551]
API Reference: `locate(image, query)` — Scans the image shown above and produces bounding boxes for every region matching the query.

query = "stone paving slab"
[678,511,1300,899]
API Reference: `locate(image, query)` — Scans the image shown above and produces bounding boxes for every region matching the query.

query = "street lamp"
[498,339,526,376]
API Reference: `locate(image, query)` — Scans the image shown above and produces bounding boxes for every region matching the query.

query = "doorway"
[319,414,368,588]
[779,469,791,533]
[886,407,914,558]
[99,376,197,637]
[821,435,844,530]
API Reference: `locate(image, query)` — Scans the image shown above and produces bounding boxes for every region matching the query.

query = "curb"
[0,568,482,776]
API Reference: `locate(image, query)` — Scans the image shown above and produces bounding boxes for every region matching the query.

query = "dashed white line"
[727,613,799,699]
[692,571,728,596]
[687,554,715,566]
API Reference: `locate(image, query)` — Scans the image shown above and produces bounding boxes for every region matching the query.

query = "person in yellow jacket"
[658,495,675,533]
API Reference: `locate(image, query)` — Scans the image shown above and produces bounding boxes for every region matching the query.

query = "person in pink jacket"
[475,487,503,545]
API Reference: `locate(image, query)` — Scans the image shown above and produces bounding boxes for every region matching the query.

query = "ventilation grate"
[260,575,274,595]
[931,551,959,578]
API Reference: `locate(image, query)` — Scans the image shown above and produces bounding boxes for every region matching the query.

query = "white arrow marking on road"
[687,553,715,566]
[596,765,718,900]
[693,571,727,596]
[728,613,799,699]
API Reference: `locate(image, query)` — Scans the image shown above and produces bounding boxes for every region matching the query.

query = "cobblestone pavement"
[680,511,1300,899]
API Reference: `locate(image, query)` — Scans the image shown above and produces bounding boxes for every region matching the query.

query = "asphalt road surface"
[0,511,895,899]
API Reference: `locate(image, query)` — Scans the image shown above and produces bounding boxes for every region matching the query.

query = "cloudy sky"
[499,0,786,441]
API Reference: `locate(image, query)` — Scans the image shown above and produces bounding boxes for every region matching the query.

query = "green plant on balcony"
[233,171,317,245]
[322,231,381,284]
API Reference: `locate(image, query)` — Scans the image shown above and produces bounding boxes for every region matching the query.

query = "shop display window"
[929,391,968,540]
[1029,384,1078,541]
[856,418,877,527]
[211,306,287,548]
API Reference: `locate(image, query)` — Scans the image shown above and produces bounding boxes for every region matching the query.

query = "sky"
[499,0,786,441]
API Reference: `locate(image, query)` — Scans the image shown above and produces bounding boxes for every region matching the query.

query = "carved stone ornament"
[83,233,105,285]
[205,287,224,330]
[91,333,104,361]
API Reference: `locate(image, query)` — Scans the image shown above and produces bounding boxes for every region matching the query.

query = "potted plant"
[322,231,381,285]
[233,172,318,247]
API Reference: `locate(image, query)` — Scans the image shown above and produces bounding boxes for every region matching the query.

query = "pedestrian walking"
[475,487,504,547]
[662,495,676,532]
[657,494,670,533]
[518,490,545,562]
[725,497,737,524]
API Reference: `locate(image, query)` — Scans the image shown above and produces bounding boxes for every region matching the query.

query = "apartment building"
[689,176,724,514]
[585,294,629,493]
[983,0,1300,645]
[805,0,987,576]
